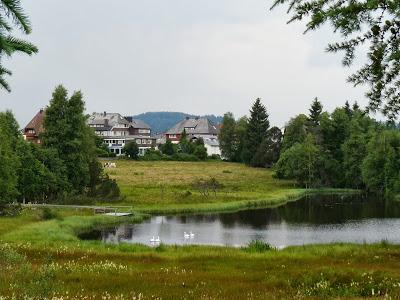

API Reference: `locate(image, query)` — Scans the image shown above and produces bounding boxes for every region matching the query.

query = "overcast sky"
[1,0,369,127]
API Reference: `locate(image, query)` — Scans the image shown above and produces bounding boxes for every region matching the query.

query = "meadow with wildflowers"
[1,208,400,299]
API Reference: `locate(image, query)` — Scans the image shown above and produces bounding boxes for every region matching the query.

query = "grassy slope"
[104,161,353,213]
[1,210,400,299]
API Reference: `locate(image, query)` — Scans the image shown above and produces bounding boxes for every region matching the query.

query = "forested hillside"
[131,112,223,133]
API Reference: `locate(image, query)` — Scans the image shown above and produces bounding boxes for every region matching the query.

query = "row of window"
[104,139,153,145]
[110,147,148,155]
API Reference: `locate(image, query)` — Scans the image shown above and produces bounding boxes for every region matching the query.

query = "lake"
[97,194,400,247]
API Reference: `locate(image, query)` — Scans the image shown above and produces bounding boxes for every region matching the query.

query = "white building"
[88,112,156,156]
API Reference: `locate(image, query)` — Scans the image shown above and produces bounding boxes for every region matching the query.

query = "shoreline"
[116,188,360,215]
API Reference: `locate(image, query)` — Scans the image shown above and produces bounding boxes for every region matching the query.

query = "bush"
[40,207,61,220]
[96,176,120,199]
[209,154,221,160]
[194,145,208,160]
[0,203,22,216]
[171,153,200,161]
[244,239,273,253]
[192,177,224,197]
[140,149,165,161]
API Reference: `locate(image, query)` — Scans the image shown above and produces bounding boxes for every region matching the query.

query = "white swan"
[184,232,190,239]
[189,231,195,239]
[155,236,161,243]
[150,236,155,243]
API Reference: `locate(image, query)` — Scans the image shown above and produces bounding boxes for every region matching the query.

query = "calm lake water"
[97,194,400,247]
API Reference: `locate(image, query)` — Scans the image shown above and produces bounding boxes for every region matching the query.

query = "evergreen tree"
[308,98,323,127]
[344,101,352,118]
[42,85,96,193]
[272,0,400,120]
[15,142,47,203]
[219,112,237,161]
[0,0,38,92]
[35,147,70,200]
[0,111,20,208]
[251,126,283,168]
[342,114,369,188]
[242,98,270,164]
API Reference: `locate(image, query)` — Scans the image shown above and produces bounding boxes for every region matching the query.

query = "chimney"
[103,111,107,117]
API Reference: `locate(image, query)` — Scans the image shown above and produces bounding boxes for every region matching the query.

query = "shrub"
[140,149,165,161]
[123,141,139,160]
[194,145,208,160]
[192,177,224,197]
[245,239,273,253]
[0,203,22,216]
[40,207,60,220]
[171,153,200,161]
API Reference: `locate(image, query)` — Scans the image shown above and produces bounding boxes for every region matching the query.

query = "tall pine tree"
[242,98,270,164]
[42,85,96,193]
[308,97,323,127]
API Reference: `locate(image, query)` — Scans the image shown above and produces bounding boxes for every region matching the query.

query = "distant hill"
[131,112,223,134]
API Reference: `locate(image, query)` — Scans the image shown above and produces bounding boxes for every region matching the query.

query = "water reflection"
[100,194,400,247]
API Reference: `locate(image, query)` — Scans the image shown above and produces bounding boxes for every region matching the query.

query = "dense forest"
[0,86,119,214]
[219,98,400,197]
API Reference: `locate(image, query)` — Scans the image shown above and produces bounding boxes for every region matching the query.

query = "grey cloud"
[1,0,367,128]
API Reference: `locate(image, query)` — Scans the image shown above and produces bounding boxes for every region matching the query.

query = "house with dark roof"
[23,108,45,144]
[165,117,219,143]
[165,117,221,156]
[88,112,156,156]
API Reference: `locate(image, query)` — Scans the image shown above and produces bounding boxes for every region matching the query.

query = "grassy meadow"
[103,160,349,213]
[0,161,394,299]
[1,209,400,299]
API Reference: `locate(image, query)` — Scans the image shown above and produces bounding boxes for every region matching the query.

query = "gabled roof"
[24,109,45,134]
[126,117,151,129]
[166,117,219,135]
[89,112,129,127]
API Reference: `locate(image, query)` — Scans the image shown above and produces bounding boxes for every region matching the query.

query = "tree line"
[124,129,210,161]
[0,85,119,213]
[219,98,282,168]
[219,98,400,196]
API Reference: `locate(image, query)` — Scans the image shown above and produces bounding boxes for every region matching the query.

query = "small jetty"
[104,212,132,217]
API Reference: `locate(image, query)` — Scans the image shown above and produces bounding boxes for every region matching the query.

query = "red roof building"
[23,108,45,144]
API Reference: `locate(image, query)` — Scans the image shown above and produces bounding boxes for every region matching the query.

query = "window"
[142,139,147,144]
[136,139,142,144]
[169,134,176,139]
[147,139,152,144]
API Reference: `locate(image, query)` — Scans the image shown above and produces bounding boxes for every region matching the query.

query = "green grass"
[0,162,382,299]
[104,160,355,213]
[1,210,400,299]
